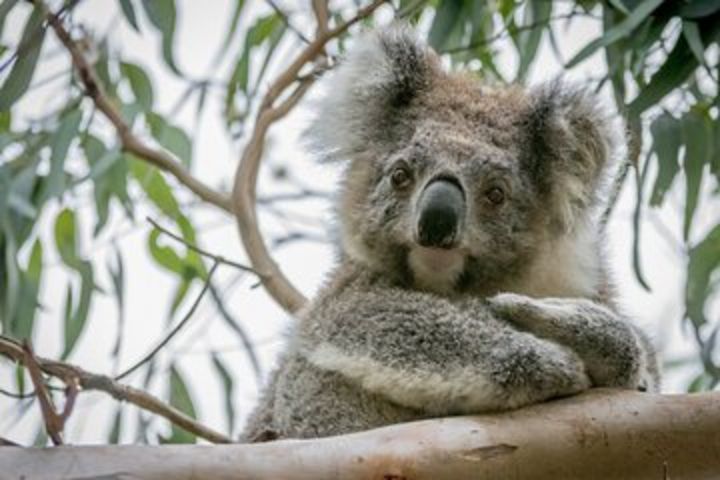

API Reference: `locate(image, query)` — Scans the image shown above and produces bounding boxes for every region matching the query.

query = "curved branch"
[3,390,719,478]
[232,0,388,314]
[38,0,233,213]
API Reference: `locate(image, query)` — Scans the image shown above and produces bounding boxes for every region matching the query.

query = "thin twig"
[266,0,311,44]
[0,335,232,444]
[35,0,232,212]
[115,262,220,381]
[441,12,588,55]
[147,217,262,276]
[23,341,67,445]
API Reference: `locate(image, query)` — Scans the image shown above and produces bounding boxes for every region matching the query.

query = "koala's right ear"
[308,25,439,160]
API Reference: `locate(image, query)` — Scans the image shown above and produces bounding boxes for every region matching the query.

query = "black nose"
[416,177,465,249]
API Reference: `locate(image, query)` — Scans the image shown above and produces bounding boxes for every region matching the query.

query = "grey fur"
[242,27,660,442]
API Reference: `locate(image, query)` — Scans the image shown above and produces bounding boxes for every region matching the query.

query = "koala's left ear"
[307,25,440,160]
[526,80,625,231]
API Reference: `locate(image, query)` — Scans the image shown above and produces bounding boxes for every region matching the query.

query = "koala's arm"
[489,294,661,392]
[299,280,591,415]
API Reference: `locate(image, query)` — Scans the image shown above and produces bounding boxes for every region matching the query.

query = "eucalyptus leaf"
[686,223,720,328]
[649,112,682,206]
[0,5,47,111]
[141,0,181,75]
[118,0,141,32]
[566,0,664,68]
[121,62,154,110]
[211,353,236,434]
[681,107,712,240]
[428,0,464,51]
[40,110,83,202]
[515,1,551,81]
[164,365,197,444]
[11,239,43,340]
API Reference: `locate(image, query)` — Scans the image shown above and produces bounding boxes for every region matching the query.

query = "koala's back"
[242,351,420,440]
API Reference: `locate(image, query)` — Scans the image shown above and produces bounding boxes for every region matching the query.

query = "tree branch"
[2,390,719,478]
[36,0,233,213]
[232,0,388,314]
[0,336,232,444]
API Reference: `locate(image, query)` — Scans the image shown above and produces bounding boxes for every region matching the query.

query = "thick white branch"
[3,390,719,479]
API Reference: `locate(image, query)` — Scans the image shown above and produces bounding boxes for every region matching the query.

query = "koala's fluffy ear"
[527,80,625,232]
[308,25,439,160]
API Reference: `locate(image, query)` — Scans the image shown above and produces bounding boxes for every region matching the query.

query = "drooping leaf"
[146,113,192,168]
[212,0,245,65]
[211,353,236,435]
[121,62,154,110]
[686,223,720,327]
[566,0,664,68]
[0,5,47,111]
[682,20,706,65]
[680,0,720,19]
[108,246,126,358]
[40,109,83,202]
[515,0,551,81]
[428,0,464,51]
[0,0,20,38]
[118,0,140,32]
[140,0,181,75]
[130,160,181,218]
[108,407,124,444]
[681,107,713,240]
[11,238,43,340]
[649,112,682,206]
[164,365,197,444]
[54,208,95,358]
[628,14,720,115]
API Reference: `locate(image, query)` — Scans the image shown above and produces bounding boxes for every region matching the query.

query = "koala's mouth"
[407,246,467,293]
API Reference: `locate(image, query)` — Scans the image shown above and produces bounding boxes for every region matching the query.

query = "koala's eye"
[390,166,412,189]
[485,186,506,205]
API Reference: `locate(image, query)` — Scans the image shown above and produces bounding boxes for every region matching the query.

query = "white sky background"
[1,0,717,444]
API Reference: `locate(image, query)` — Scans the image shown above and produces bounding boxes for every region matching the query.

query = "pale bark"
[3,390,719,480]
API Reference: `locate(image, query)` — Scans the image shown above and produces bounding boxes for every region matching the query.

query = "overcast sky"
[1,0,715,444]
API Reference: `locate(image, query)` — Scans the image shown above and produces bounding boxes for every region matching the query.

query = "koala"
[241,27,660,442]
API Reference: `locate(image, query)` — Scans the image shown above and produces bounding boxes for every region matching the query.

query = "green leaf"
[109,407,124,444]
[0,111,10,132]
[118,0,141,32]
[649,112,682,206]
[148,227,186,274]
[146,113,192,168]
[515,0,551,81]
[628,15,720,115]
[121,62,154,110]
[686,223,720,328]
[680,0,720,19]
[212,0,245,64]
[165,365,197,444]
[681,107,712,240]
[12,238,43,340]
[54,209,95,358]
[211,353,236,435]
[141,0,181,75]
[682,20,706,64]
[130,160,181,218]
[108,246,126,358]
[0,5,47,110]
[566,0,664,68]
[0,0,20,38]
[225,14,282,123]
[687,371,712,392]
[40,110,83,202]
[428,0,464,51]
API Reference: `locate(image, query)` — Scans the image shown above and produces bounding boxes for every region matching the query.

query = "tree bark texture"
[2,390,719,480]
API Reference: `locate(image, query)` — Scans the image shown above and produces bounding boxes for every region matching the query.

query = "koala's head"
[309,27,623,297]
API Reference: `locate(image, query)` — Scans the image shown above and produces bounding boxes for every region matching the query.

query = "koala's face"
[310,27,621,295]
